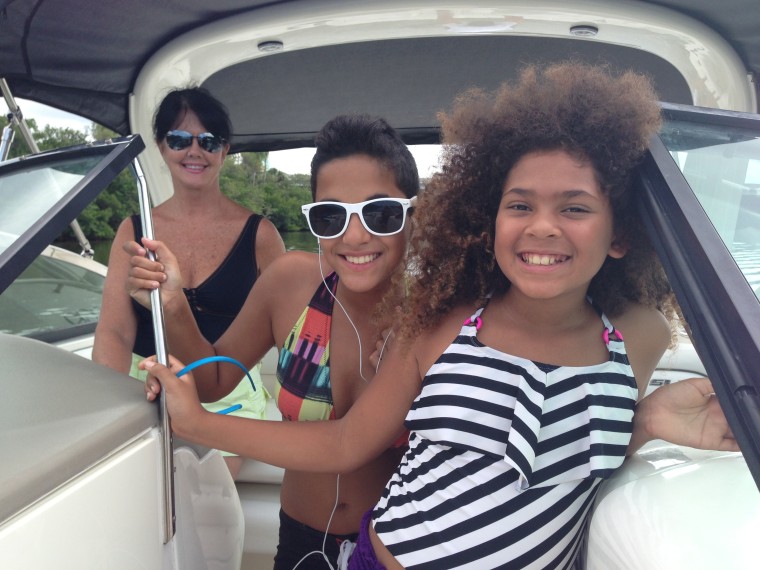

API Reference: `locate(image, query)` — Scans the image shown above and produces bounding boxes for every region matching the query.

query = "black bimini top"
[0,0,758,152]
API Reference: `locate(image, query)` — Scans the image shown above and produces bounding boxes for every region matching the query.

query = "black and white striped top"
[372,307,638,569]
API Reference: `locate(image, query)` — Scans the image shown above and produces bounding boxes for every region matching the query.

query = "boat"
[1,2,759,568]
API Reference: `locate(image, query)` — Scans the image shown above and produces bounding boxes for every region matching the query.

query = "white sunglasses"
[301,196,416,238]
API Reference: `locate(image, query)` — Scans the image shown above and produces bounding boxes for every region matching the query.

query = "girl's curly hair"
[383,62,678,344]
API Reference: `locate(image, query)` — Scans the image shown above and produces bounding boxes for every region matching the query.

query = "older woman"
[93,86,285,478]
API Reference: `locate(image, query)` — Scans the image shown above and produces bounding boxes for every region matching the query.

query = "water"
[58,231,318,266]
[281,231,318,254]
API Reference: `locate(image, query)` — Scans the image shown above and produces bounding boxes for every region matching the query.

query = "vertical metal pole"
[133,158,176,543]
[0,78,94,257]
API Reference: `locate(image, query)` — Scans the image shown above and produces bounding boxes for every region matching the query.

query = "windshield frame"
[637,103,760,488]
[0,135,144,294]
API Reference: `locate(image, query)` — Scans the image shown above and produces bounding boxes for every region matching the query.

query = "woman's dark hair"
[310,114,419,199]
[153,86,232,143]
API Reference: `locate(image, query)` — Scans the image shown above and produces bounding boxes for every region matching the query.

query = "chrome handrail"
[133,158,175,543]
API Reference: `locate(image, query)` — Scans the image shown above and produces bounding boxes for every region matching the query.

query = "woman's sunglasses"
[164,130,227,153]
[301,197,416,239]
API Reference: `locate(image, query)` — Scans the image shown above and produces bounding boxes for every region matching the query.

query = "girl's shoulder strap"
[461,306,485,335]
[587,297,624,346]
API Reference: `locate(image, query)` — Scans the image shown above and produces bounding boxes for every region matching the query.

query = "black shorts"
[273,508,359,570]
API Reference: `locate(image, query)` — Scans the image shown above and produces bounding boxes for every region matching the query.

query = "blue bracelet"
[176,355,257,415]
[215,403,243,415]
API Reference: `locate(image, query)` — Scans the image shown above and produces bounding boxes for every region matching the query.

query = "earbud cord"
[375,329,392,373]
[293,242,365,569]
[293,243,393,569]
[291,474,342,570]
[317,240,369,383]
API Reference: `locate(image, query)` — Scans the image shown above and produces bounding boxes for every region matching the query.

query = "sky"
[1,98,443,176]
[2,99,91,133]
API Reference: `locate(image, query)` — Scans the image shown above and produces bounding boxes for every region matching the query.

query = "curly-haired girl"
[142,63,737,570]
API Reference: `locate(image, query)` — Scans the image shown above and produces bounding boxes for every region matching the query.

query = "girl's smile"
[344,252,381,265]
[519,252,570,267]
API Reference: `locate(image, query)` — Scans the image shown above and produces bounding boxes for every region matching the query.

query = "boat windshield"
[660,118,760,296]
[0,156,96,256]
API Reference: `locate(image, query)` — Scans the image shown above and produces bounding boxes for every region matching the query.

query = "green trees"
[219,153,311,232]
[1,116,88,157]
[77,123,141,239]
[1,117,311,241]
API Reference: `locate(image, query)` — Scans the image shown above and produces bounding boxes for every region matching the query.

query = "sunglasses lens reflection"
[309,204,347,237]
[362,200,404,234]
[166,132,191,150]
[198,134,224,152]
[165,131,224,152]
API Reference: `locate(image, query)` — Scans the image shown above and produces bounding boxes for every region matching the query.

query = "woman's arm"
[92,218,140,373]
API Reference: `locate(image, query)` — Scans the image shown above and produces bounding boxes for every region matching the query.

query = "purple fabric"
[348,510,387,570]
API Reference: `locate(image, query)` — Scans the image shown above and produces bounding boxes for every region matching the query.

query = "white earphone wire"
[317,246,370,383]
[291,474,342,570]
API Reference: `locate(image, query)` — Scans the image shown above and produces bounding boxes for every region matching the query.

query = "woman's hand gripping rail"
[124,237,185,313]
[126,237,239,402]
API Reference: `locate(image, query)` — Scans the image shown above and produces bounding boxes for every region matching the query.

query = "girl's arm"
[618,303,738,454]
[125,237,278,402]
[143,332,423,473]
[92,218,140,372]
[614,303,672,402]
[629,376,738,454]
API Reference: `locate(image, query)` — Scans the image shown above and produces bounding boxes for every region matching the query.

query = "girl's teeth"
[346,254,379,264]
[523,254,565,265]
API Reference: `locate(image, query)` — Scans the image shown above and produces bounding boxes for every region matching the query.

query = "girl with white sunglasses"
[127,113,419,570]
